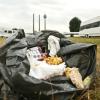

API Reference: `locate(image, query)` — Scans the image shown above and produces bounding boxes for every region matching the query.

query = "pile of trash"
[0,29,96,100]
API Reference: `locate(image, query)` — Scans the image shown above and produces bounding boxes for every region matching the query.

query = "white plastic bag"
[26,49,66,80]
[29,61,65,80]
[48,35,60,56]
[27,47,42,60]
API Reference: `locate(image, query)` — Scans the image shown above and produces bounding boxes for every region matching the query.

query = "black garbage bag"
[0,30,96,100]
[57,43,96,79]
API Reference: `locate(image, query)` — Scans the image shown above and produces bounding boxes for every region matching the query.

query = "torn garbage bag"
[0,30,96,99]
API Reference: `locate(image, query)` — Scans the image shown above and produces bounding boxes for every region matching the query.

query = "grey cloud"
[0,0,100,33]
[29,0,60,5]
[0,0,27,5]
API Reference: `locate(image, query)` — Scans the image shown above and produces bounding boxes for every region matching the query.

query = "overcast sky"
[0,0,100,33]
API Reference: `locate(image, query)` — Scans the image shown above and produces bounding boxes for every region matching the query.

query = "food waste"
[44,56,63,65]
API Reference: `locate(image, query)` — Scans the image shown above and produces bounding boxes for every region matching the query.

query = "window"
[4,30,7,33]
[80,21,100,31]
[8,30,12,33]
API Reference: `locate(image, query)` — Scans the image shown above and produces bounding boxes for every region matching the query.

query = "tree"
[69,17,81,32]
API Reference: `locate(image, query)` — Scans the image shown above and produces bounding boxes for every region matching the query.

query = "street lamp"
[39,14,40,31]
[43,14,47,30]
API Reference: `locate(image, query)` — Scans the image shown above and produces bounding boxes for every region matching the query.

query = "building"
[63,32,79,37]
[0,27,17,37]
[80,16,100,37]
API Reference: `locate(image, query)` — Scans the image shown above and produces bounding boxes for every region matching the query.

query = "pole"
[33,13,34,34]
[44,19,46,30]
[43,14,47,30]
[39,15,40,31]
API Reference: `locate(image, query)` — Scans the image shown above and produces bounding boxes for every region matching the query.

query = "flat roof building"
[80,16,100,37]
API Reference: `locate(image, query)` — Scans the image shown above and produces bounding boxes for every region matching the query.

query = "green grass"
[0,37,5,45]
[69,37,100,45]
